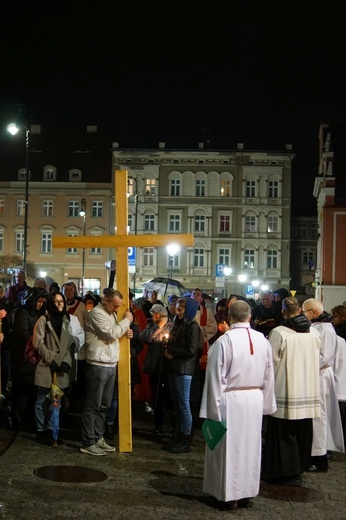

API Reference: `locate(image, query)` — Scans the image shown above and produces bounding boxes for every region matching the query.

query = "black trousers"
[262,416,313,479]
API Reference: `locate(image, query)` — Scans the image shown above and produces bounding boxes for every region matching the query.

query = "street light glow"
[7,123,20,135]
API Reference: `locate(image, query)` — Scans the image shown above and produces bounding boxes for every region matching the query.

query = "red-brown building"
[313,122,346,310]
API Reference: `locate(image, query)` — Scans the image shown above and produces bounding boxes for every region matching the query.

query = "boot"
[162,432,181,451]
[169,434,190,453]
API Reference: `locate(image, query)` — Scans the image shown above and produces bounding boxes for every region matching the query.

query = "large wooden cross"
[53,169,194,452]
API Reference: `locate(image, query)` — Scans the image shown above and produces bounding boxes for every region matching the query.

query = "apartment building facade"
[114,144,294,299]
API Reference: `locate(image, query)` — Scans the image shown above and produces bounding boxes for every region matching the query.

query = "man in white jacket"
[80,289,133,456]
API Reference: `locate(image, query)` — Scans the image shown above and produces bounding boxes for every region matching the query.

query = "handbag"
[23,315,49,366]
[24,336,41,366]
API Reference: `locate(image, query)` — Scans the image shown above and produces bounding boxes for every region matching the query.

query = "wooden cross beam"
[52,169,194,452]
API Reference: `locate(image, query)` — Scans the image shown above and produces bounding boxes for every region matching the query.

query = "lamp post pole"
[7,124,31,272]
[128,177,138,293]
[23,128,30,273]
[223,266,232,299]
[166,244,179,279]
[79,199,86,296]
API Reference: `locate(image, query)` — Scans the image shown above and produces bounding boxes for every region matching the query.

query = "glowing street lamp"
[7,123,31,273]
[167,243,180,278]
[223,266,232,298]
[79,198,87,295]
[238,273,247,295]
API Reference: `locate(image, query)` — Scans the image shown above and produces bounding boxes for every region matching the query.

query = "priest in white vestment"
[263,297,321,484]
[302,299,345,472]
[200,300,276,510]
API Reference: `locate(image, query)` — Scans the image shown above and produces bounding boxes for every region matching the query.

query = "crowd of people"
[1,271,346,511]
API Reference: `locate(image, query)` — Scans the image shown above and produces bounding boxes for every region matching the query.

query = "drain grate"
[34,465,108,483]
[260,481,324,503]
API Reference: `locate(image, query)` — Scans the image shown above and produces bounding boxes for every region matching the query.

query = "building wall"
[113,147,294,298]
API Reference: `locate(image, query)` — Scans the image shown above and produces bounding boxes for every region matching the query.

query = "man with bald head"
[200,300,276,510]
[302,299,344,471]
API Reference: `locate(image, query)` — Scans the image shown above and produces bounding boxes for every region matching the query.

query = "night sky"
[1,1,346,214]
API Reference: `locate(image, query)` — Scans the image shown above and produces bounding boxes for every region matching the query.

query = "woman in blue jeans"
[164,297,202,453]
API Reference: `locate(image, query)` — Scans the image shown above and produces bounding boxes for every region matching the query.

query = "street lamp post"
[7,124,31,273]
[223,266,232,298]
[238,273,247,296]
[128,177,138,293]
[167,243,179,279]
[79,198,86,296]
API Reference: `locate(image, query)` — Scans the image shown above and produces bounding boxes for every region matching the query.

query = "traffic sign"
[246,285,254,295]
[215,264,224,277]
[128,247,136,266]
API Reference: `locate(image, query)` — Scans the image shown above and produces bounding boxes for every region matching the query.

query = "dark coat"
[166,315,202,376]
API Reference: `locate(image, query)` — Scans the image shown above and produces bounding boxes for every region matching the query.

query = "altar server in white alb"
[200,300,276,511]
[302,299,345,472]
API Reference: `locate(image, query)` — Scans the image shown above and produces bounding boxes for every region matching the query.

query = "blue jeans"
[168,372,193,436]
[35,386,52,432]
[81,364,116,447]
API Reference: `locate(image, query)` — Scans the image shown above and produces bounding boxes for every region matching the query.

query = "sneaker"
[80,444,106,456]
[97,437,116,452]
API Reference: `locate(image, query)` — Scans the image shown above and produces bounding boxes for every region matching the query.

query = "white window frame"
[194,248,205,267]
[221,179,231,197]
[15,230,24,253]
[143,247,155,266]
[267,214,279,233]
[42,200,54,217]
[219,214,231,233]
[196,179,206,196]
[170,179,181,196]
[41,231,53,253]
[244,249,255,269]
[168,214,181,232]
[145,179,156,195]
[268,180,279,198]
[194,215,206,232]
[218,247,231,265]
[17,200,25,217]
[245,215,257,232]
[267,249,278,269]
[92,201,103,217]
[246,180,256,197]
[144,213,155,231]
[68,200,79,217]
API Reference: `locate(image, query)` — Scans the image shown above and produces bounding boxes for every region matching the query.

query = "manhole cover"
[34,465,108,483]
[260,481,324,502]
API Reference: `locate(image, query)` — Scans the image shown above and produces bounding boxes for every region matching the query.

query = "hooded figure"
[163,297,203,453]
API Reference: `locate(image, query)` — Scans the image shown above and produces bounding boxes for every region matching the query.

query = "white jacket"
[84,303,130,367]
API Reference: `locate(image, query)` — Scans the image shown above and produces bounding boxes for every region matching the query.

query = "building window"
[17,200,25,216]
[42,200,53,217]
[92,201,103,217]
[194,215,206,232]
[0,200,5,215]
[244,249,255,269]
[221,180,231,197]
[128,178,137,196]
[144,214,155,231]
[91,246,101,254]
[267,215,279,233]
[219,214,231,232]
[68,201,79,217]
[219,248,230,265]
[268,180,279,198]
[169,214,181,232]
[143,247,154,266]
[194,248,205,267]
[246,180,256,197]
[15,231,24,253]
[0,229,4,251]
[294,222,308,239]
[267,249,278,269]
[196,180,205,196]
[310,222,318,239]
[41,232,52,253]
[145,179,156,195]
[170,179,181,196]
[245,215,256,232]
[67,234,78,254]
[302,250,314,264]
[168,251,180,269]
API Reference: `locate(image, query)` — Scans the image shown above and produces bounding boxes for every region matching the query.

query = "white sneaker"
[80,444,106,456]
[97,437,116,452]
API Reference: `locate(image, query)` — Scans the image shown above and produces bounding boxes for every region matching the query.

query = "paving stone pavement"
[0,403,346,520]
